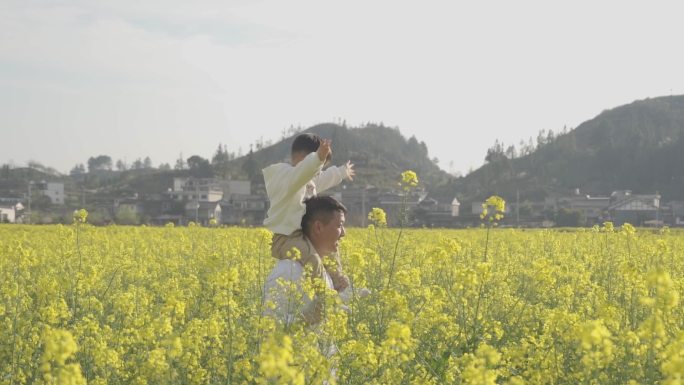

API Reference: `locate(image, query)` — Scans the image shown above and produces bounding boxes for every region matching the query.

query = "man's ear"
[313,220,324,235]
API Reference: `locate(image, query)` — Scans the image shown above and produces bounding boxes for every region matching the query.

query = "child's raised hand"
[345,161,355,181]
[317,139,332,162]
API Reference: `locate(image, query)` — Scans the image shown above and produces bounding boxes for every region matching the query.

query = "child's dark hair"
[291,133,322,155]
[301,195,347,236]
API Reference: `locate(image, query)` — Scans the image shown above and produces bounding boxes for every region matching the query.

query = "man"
[263,195,349,325]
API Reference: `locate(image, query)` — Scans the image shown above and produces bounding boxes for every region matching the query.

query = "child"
[262,133,354,292]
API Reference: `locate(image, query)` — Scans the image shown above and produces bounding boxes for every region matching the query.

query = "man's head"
[291,133,331,165]
[301,195,347,257]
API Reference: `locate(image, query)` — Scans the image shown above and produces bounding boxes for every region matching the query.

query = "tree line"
[66,142,248,179]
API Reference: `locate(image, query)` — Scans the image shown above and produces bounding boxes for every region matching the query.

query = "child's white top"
[262,152,350,235]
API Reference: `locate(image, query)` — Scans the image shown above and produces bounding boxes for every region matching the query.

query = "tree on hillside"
[536,130,547,148]
[505,145,517,159]
[116,160,128,171]
[174,153,185,170]
[546,129,555,144]
[87,155,112,172]
[132,158,143,170]
[143,157,153,169]
[70,163,86,176]
[407,136,429,159]
[212,144,229,164]
[187,155,213,177]
[242,149,259,182]
[523,137,535,156]
[212,144,232,179]
[485,140,506,163]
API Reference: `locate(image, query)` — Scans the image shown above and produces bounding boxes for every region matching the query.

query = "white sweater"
[262,152,350,235]
[263,259,360,326]
[262,259,334,325]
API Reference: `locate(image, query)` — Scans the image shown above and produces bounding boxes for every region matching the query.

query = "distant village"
[1,176,683,228]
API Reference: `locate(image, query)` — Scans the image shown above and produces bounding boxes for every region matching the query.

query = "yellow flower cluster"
[480,195,506,224]
[0,223,683,384]
[257,335,303,384]
[72,209,88,224]
[400,170,419,188]
[367,207,387,227]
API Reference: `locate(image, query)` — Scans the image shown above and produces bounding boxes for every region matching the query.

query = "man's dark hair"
[291,133,322,155]
[301,195,347,237]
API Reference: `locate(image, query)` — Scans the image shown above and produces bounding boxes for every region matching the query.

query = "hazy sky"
[1,0,683,175]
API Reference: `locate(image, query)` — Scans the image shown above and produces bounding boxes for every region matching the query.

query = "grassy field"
[1,223,683,384]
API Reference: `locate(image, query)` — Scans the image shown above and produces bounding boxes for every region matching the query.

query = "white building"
[170,178,223,203]
[171,178,252,203]
[451,198,460,217]
[36,182,65,205]
[220,180,251,197]
[0,205,17,223]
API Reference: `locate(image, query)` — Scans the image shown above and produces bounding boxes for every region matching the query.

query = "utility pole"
[516,189,520,226]
[27,181,33,224]
[361,187,366,227]
[195,183,200,224]
[656,192,661,227]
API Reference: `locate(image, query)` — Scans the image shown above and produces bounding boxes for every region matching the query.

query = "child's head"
[291,133,331,165]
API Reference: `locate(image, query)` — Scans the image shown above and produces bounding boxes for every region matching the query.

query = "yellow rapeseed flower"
[480,195,506,224]
[400,170,419,188]
[73,209,88,224]
[368,207,387,227]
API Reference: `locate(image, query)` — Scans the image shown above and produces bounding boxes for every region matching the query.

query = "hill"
[231,123,453,190]
[437,95,684,203]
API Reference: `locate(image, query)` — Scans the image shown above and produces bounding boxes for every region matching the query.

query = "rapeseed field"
[1,220,683,384]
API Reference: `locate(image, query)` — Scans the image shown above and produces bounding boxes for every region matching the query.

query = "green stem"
[386,194,407,290]
[483,226,490,262]
[385,226,404,291]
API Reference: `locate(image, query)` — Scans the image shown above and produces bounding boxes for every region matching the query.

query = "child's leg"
[271,231,325,285]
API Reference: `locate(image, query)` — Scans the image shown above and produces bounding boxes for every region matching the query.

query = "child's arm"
[264,152,324,201]
[313,160,355,193]
[281,140,332,197]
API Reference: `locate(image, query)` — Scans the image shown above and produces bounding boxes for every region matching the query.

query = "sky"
[1,0,683,176]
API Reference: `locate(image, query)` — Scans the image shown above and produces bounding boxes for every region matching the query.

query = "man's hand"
[317,139,332,162]
[345,161,355,181]
[335,275,350,292]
